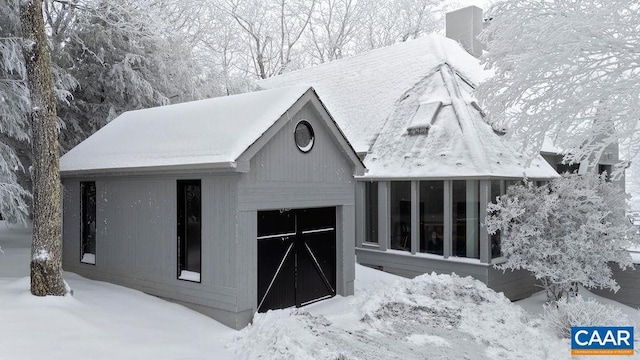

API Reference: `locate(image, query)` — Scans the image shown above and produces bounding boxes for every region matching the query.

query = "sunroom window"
[364,182,378,244]
[490,180,504,258]
[390,181,411,251]
[419,181,444,255]
[452,180,479,259]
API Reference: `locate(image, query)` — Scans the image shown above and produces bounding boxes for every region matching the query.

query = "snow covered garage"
[59,86,364,329]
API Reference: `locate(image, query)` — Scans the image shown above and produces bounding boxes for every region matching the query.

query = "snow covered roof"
[260,34,558,179]
[60,86,326,174]
[260,34,486,155]
[364,64,557,179]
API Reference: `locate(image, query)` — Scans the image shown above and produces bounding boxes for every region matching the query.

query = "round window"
[294,120,315,152]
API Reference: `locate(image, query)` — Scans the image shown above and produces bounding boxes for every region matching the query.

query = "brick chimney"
[445,6,484,58]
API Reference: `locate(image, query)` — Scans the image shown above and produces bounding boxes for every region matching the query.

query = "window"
[390,181,411,251]
[452,180,480,258]
[599,164,612,182]
[557,163,580,174]
[419,181,444,255]
[490,180,504,258]
[80,181,96,264]
[177,180,202,282]
[294,120,315,152]
[364,182,378,244]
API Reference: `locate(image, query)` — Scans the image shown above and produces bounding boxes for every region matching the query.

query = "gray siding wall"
[356,248,539,301]
[238,102,357,312]
[356,248,489,282]
[62,174,241,324]
[487,267,540,301]
[591,266,640,309]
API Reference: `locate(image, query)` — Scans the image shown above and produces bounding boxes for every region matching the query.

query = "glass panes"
[364,182,378,244]
[557,163,580,174]
[80,181,96,264]
[490,180,504,258]
[452,180,479,258]
[419,181,444,255]
[294,121,315,152]
[177,180,202,281]
[390,181,411,251]
[599,164,612,182]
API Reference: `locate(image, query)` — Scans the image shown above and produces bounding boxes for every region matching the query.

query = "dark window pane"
[177,180,201,280]
[80,182,96,263]
[419,181,444,255]
[258,210,296,238]
[390,182,411,251]
[557,163,580,174]
[599,164,612,182]
[294,121,315,152]
[364,182,378,244]
[490,180,503,258]
[452,180,479,258]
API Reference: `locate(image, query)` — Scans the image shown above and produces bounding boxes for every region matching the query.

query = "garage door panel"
[257,210,296,238]
[297,238,336,305]
[257,238,295,312]
[257,207,336,312]
[302,232,336,288]
[297,207,336,232]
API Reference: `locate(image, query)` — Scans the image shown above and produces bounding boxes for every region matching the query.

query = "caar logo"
[571,326,634,356]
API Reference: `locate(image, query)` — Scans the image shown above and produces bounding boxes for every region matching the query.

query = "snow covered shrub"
[486,173,640,302]
[543,296,627,339]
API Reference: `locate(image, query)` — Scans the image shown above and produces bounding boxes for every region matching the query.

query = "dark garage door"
[257,207,336,312]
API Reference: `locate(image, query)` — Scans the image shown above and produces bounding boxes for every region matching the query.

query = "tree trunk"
[20,0,66,296]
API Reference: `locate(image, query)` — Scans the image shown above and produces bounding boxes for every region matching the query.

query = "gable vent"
[407,101,442,135]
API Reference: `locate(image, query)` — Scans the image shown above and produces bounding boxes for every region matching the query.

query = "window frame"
[361,178,522,264]
[80,181,97,265]
[294,120,315,153]
[177,179,202,283]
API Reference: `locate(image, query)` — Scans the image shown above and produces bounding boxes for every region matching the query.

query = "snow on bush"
[487,173,640,302]
[543,296,628,339]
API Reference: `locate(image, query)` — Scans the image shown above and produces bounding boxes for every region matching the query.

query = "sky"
[450,0,497,10]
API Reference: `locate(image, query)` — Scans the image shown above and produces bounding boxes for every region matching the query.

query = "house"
[259,9,560,300]
[60,86,365,329]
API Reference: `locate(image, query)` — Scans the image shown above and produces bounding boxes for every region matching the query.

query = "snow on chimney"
[446,6,484,58]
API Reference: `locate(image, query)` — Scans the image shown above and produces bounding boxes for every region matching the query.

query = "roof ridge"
[440,63,490,170]
[260,34,446,83]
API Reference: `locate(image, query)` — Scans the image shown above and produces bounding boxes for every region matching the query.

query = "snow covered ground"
[1,221,639,359]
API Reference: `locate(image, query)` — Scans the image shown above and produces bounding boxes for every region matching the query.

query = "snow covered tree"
[357,0,444,53]
[0,0,31,225]
[479,0,640,174]
[44,0,216,150]
[20,0,66,296]
[307,0,364,63]
[213,0,316,79]
[486,173,640,302]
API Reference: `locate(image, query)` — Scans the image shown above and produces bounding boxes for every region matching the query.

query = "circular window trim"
[294,120,315,153]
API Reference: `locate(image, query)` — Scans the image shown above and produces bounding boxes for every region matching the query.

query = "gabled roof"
[260,34,558,179]
[60,86,363,176]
